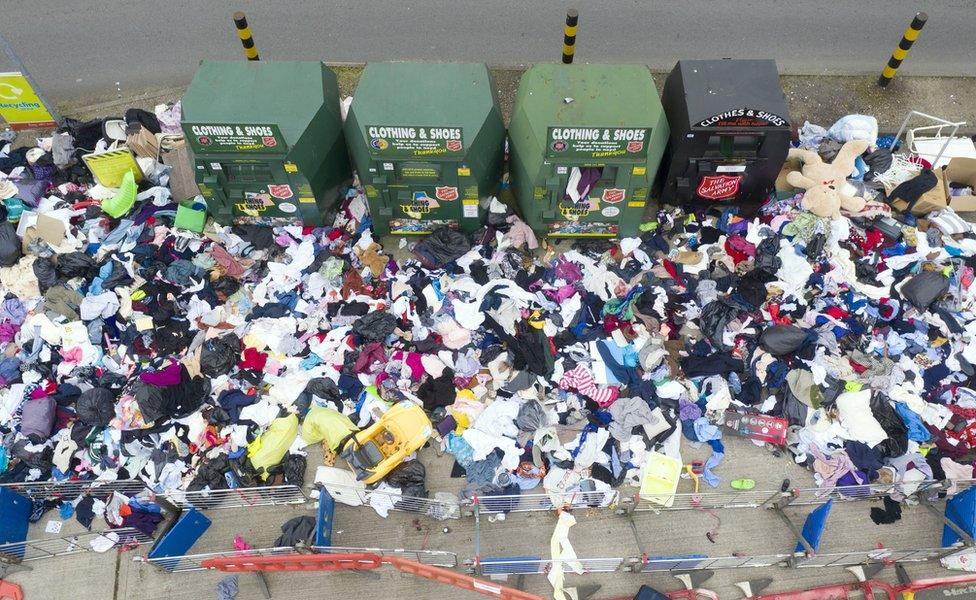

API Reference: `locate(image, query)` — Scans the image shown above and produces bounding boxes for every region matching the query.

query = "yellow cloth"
[247,414,299,479]
[302,406,357,449]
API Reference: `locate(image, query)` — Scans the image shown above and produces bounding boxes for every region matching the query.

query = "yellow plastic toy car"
[340,401,432,485]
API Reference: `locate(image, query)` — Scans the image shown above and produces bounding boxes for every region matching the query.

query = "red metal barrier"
[202,551,545,600]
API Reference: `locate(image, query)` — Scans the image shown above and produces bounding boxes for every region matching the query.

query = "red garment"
[948,405,976,420]
[662,260,683,286]
[824,306,849,319]
[724,236,756,264]
[767,304,793,325]
[238,347,268,371]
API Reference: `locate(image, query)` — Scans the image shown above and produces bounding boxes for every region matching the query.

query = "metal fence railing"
[624,479,965,513]
[629,489,778,512]
[0,479,148,501]
[794,546,954,568]
[476,557,625,576]
[471,490,619,515]
[788,480,948,506]
[0,527,154,562]
[160,485,309,510]
[322,483,462,520]
[633,553,791,572]
[312,546,458,567]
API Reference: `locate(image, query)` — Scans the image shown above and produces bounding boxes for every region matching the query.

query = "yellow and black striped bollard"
[878,12,927,87]
[233,12,260,61]
[562,9,578,65]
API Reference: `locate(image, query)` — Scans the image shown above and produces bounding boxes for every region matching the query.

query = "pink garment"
[59,347,84,366]
[941,457,974,495]
[437,320,471,350]
[210,244,246,277]
[391,351,425,381]
[234,535,252,551]
[504,215,539,250]
[544,284,577,304]
[139,362,182,386]
[809,446,863,495]
[559,365,619,407]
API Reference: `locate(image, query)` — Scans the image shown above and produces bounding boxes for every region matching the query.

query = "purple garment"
[0,322,19,344]
[565,167,603,202]
[352,342,386,374]
[121,510,164,536]
[549,284,577,303]
[554,258,582,283]
[0,299,27,325]
[139,362,182,386]
[679,400,702,421]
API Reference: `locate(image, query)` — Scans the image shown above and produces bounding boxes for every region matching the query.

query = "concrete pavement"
[2,1,975,105]
[4,433,967,599]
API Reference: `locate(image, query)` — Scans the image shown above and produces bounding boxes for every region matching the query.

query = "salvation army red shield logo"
[435,186,459,201]
[696,175,742,200]
[602,188,626,204]
[446,139,462,152]
[627,141,644,153]
[262,136,277,147]
[267,184,293,199]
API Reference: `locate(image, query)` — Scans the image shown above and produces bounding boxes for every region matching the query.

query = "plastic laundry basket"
[639,451,683,507]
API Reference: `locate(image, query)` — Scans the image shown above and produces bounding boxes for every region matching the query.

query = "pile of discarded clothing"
[2,107,976,527]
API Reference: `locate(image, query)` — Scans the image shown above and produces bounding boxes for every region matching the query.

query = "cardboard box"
[943,157,976,212]
[887,158,976,215]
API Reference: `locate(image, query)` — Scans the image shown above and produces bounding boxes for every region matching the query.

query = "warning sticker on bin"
[696,175,742,201]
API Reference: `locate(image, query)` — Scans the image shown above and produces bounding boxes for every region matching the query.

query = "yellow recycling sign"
[0,72,57,130]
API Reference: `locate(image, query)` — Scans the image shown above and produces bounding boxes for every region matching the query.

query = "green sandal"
[731,479,756,490]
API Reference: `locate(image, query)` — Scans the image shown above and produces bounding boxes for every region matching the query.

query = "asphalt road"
[1,1,975,104]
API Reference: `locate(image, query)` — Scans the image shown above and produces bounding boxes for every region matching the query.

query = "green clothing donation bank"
[181,61,350,226]
[344,62,505,235]
[509,64,669,237]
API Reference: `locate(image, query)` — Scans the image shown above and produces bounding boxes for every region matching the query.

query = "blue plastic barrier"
[795,499,832,553]
[943,487,976,547]
[481,556,543,575]
[0,488,32,559]
[316,488,335,547]
[147,509,212,570]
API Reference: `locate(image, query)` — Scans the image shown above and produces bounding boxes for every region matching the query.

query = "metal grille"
[477,557,624,576]
[0,479,147,501]
[312,545,458,567]
[629,489,777,512]
[473,490,619,514]
[161,485,308,510]
[0,527,153,562]
[794,546,948,568]
[322,484,462,520]
[788,480,946,505]
[635,554,790,572]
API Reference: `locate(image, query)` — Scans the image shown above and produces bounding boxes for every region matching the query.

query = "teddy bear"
[785,139,870,219]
